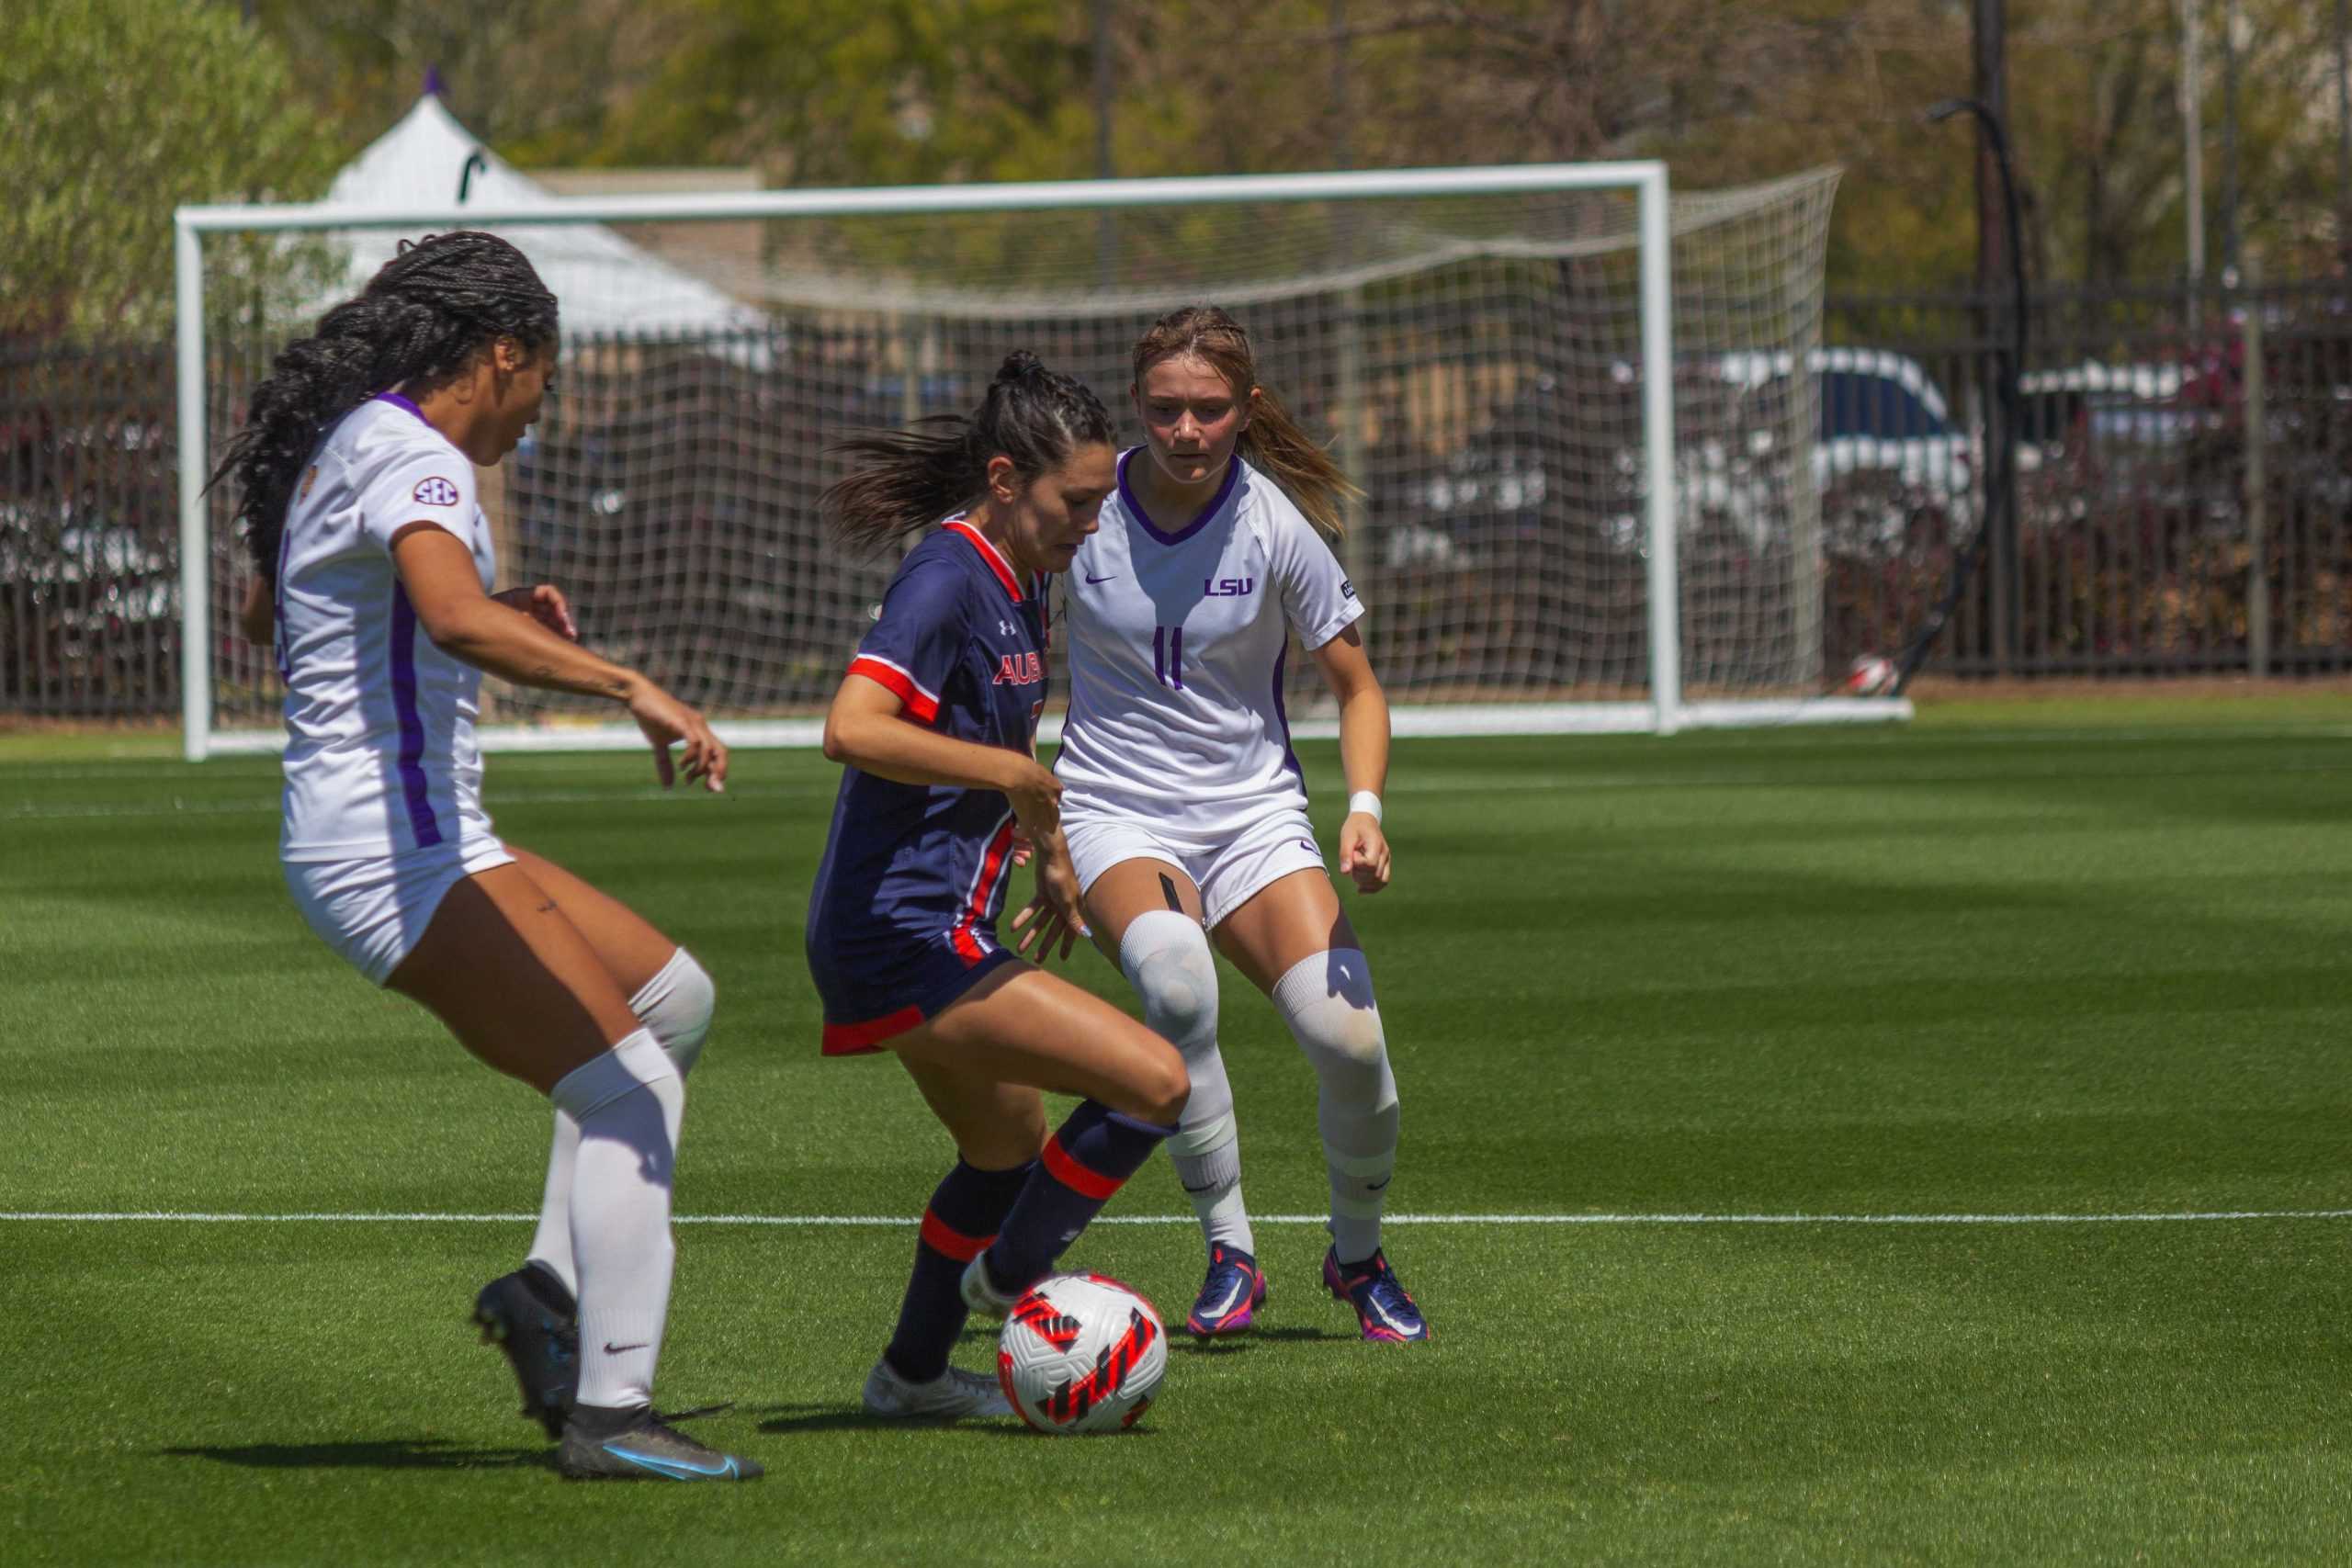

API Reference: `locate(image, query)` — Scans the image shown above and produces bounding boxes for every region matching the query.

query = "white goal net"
[177,164,1887,758]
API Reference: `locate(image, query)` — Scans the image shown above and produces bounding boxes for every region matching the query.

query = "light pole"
[1896,98,2030,692]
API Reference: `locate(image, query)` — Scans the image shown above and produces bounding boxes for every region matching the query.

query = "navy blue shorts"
[808,926,1024,1055]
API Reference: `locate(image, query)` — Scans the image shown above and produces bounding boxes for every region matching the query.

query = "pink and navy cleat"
[1323,1247,1430,1342]
[1185,1243,1269,1339]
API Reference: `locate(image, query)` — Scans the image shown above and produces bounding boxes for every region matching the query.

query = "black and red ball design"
[996,1273,1167,1434]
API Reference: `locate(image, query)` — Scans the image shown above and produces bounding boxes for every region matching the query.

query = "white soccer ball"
[996,1272,1167,1435]
[1842,653,1898,696]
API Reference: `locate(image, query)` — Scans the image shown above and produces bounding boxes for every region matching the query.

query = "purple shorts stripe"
[388,583,445,848]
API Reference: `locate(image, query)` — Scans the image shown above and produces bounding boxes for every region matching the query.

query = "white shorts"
[283,840,515,987]
[1064,805,1329,930]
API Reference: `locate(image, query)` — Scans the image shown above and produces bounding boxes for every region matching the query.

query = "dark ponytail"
[209,231,560,581]
[822,350,1114,556]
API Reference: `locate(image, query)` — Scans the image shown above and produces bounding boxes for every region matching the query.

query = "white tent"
[319,93,771,339]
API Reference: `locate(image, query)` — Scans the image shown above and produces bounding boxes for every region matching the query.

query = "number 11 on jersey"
[1152,625,1185,690]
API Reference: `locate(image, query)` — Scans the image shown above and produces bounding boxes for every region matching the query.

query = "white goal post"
[175,161,1905,761]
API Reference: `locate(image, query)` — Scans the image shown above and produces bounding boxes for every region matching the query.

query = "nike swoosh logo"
[1203,1275,1249,1318]
[1366,1178,1391,1191]
[1180,1181,1220,1193]
[1084,573,1116,583]
[603,1341,650,1354]
[605,1443,740,1479]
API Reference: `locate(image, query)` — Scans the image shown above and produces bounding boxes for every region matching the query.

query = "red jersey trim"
[944,518,1023,601]
[948,816,1019,964]
[846,654,942,723]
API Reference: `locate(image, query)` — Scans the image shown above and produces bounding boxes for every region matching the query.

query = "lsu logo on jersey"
[992,651,1045,686]
[413,476,462,507]
[1204,576,1255,597]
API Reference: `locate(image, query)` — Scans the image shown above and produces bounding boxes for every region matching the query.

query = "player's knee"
[1119,910,1218,1054]
[633,948,715,1076]
[1273,947,1391,1086]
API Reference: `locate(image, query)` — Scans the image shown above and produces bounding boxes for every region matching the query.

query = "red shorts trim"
[820,1003,927,1055]
[1040,1132,1124,1201]
[919,1209,997,1262]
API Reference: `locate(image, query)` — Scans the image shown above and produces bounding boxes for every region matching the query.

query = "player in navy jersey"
[1057,305,1429,1343]
[810,352,1189,1420]
[212,232,757,1481]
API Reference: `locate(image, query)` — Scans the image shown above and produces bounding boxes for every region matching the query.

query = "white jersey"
[274,393,499,863]
[1057,450,1363,833]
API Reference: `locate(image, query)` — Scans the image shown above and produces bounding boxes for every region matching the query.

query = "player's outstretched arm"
[1312,624,1393,894]
[391,524,726,791]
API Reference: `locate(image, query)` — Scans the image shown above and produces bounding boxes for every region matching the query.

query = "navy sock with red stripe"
[883,1157,1033,1383]
[982,1100,1176,1297]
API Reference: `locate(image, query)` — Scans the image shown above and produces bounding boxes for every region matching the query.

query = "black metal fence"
[1822,280,2352,677]
[10,276,2352,719]
[0,338,179,716]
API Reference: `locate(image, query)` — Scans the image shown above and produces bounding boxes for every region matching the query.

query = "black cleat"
[558,1405,763,1482]
[473,1265,579,1440]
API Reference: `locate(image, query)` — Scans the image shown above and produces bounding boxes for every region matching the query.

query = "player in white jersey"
[211,231,756,1481]
[1058,305,1429,1343]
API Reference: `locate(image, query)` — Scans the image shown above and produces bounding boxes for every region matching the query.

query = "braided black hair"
[210,231,560,581]
[821,350,1114,555]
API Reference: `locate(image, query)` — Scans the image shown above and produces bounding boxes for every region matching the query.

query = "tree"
[0,0,344,337]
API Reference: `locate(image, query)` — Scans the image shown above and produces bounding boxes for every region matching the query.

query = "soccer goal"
[175,160,1905,761]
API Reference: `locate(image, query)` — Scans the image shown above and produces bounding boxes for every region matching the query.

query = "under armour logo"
[413,476,461,507]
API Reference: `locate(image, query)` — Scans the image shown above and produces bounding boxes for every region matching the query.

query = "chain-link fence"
[12,276,2352,719]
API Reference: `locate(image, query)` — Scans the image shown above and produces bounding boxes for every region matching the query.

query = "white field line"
[3,1209,2347,1226]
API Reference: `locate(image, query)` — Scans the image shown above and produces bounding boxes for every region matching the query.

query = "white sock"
[526,949,713,1296]
[1122,911,1254,1257]
[1269,949,1397,1264]
[550,1029,684,1412]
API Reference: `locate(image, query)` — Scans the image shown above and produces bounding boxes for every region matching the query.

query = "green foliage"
[0,0,343,338]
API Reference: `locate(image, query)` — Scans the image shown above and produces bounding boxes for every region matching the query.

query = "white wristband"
[1347,790,1383,824]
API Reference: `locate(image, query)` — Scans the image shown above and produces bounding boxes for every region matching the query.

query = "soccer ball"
[1841,653,1898,696]
[996,1272,1167,1435]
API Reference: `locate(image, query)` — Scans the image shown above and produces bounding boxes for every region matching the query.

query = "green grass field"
[5,705,2349,1563]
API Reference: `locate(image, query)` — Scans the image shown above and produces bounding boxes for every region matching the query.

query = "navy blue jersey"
[807,519,1049,1052]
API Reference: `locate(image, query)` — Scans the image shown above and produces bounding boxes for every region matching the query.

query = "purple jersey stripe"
[372,390,429,425]
[1118,448,1243,547]
[388,583,445,848]
[1272,641,1304,783]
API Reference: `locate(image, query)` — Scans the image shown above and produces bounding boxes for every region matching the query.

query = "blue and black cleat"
[473,1265,579,1440]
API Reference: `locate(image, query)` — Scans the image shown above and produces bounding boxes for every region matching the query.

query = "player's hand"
[1337,812,1390,894]
[1011,833,1090,964]
[1001,757,1063,843]
[493,584,578,640]
[1010,828,1035,868]
[626,680,729,793]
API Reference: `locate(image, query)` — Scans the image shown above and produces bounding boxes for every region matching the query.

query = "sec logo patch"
[413,476,462,507]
